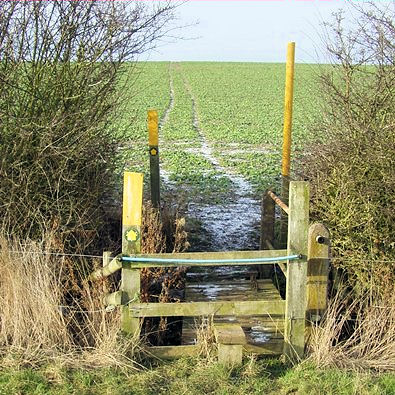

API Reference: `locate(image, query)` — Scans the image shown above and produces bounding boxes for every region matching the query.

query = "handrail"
[121,254,300,265]
[90,251,301,278]
[267,190,289,214]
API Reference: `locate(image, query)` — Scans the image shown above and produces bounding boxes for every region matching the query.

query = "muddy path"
[158,63,175,188]
[160,62,261,252]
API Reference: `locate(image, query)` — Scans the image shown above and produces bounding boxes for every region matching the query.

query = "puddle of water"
[190,283,252,300]
[247,326,271,343]
[187,200,260,252]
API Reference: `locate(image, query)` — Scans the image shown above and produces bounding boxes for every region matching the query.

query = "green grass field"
[122,61,323,197]
[1,358,394,395]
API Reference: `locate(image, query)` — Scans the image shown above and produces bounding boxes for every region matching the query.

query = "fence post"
[283,181,309,362]
[306,223,330,335]
[279,42,296,248]
[102,251,111,295]
[121,172,143,337]
[148,110,160,208]
[260,191,275,278]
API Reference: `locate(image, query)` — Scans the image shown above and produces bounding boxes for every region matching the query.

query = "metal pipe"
[121,254,300,265]
[267,190,289,214]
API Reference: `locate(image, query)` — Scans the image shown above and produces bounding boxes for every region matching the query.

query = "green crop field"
[122,61,323,199]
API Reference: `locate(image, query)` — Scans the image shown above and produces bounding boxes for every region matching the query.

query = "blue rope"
[121,254,300,265]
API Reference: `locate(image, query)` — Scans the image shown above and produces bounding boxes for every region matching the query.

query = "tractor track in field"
[158,63,176,187]
[178,64,261,252]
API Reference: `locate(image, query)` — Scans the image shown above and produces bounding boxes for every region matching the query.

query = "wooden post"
[307,224,330,324]
[283,181,309,362]
[121,172,143,337]
[214,323,246,366]
[102,251,111,295]
[281,41,295,197]
[260,191,275,278]
[280,42,295,247]
[148,110,160,208]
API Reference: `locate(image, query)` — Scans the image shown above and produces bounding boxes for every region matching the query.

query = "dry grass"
[0,236,139,369]
[307,280,395,372]
[140,203,189,345]
[195,316,217,361]
[0,202,189,367]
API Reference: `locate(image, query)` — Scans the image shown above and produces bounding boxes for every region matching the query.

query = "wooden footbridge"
[90,42,330,365]
[91,173,330,364]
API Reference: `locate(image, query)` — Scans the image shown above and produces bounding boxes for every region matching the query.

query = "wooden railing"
[90,176,330,363]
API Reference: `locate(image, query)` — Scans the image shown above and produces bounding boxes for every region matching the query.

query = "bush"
[0,0,176,252]
[0,203,188,368]
[301,3,395,294]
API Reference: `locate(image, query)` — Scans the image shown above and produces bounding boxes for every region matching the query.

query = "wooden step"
[181,267,284,355]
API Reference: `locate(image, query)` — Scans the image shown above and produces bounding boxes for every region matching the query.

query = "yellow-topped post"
[281,42,295,197]
[280,42,295,247]
[148,110,160,208]
[121,171,143,336]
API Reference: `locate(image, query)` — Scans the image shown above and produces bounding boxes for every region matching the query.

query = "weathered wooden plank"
[244,341,283,355]
[129,299,285,318]
[147,342,284,359]
[213,323,246,345]
[90,256,122,280]
[187,269,258,282]
[103,290,125,306]
[214,316,284,329]
[121,172,143,337]
[148,110,160,208]
[307,223,330,322]
[283,181,309,362]
[185,293,281,303]
[185,290,281,303]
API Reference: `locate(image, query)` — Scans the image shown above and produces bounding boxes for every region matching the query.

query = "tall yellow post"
[121,171,143,337]
[280,42,295,247]
[281,42,295,185]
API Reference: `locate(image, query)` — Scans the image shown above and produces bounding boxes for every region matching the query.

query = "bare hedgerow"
[0,0,178,252]
[299,2,395,294]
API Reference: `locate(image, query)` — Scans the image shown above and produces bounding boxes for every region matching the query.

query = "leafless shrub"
[0,200,189,367]
[300,2,395,294]
[0,0,178,252]
[195,316,217,361]
[140,202,189,345]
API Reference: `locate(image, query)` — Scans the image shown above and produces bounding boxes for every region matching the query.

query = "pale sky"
[147,0,388,63]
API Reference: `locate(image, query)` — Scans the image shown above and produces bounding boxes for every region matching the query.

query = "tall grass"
[308,279,395,372]
[0,236,139,369]
[0,202,188,368]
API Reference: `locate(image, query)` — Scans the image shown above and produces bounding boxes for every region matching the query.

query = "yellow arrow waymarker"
[126,228,139,242]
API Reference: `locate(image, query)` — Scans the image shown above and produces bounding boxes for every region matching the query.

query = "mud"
[180,67,260,251]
